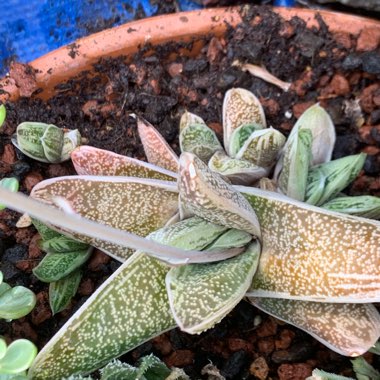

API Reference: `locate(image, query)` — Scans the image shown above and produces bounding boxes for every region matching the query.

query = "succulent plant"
[11,122,81,163]
[0,104,6,128]
[0,177,19,211]
[0,88,378,379]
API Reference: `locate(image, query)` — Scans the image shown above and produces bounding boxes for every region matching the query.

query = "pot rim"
[1,6,379,100]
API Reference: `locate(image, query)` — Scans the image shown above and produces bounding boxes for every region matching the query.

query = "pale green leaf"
[71,146,176,181]
[278,129,312,201]
[306,369,354,380]
[41,235,89,253]
[32,219,62,241]
[137,117,179,172]
[179,123,222,163]
[228,123,264,158]
[179,111,207,132]
[0,286,36,320]
[61,129,81,162]
[0,339,6,360]
[369,341,380,355]
[237,185,380,302]
[205,228,252,251]
[0,104,6,127]
[351,357,380,380]
[167,241,260,334]
[100,360,139,379]
[49,270,82,315]
[0,339,37,374]
[179,153,261,238]
[208,150,268,185]
[0,178,19,211]
[249,297,380,356]
[223,88,266,155]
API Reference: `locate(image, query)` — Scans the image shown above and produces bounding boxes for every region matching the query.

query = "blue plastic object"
[274,0,295,6]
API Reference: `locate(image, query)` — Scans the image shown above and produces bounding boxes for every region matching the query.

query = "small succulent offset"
[0,271,36,320]
[0,337,37,379]
[0,88,378,379]
[0,178,19,211]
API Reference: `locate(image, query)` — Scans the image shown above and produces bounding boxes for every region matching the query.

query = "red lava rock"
[360,84,380,113]
[279,21,295,38]
[278,363,313,380]
[292,101,314,119]
[279,122,293,132]
[9,62,38,97]
[78,278,95,296]
[29,233,43,259]
[1,144,17,165]
[167,62,183,78]
[257,337,275,355]
[362,146,380,155]
[15,227,35,245]
[207,37,223,64]
[260,98,280,117]
[329,74,350,96]
[87,249,111,271]
[47,163,73,178]
[348,72,362,86]
[23,171,43,192]
[208,122,222,135]
[100,103,117,116]
[227,338,253,352]
[164,350,194,368]
[373,92,380,107]
[250,356,269,380]
[11,320,38,341]
[31,291,52,325]
[359,125,376,145]
[0,77,19,102]
[275,329,295,350]
[15,258,35,272]
[129,63,146,85]
[149,78,161,95]
[357,27,380,51]
[0,218,11,237]
[333,32,352,49]
[318,74,331,88]
[104,82,118,102]
[152,333,173,356]
[291,70,313,97]
[82,100,98,118]
[257,317,278,338]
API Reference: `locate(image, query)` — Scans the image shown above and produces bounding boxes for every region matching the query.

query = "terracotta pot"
[1,6,379,101]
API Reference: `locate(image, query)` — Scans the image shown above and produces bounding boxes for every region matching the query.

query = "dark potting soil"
[1,5,380,379]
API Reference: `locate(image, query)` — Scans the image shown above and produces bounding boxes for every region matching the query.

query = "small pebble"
[250,357,269,380]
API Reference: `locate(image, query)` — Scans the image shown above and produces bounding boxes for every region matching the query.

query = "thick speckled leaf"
[236,185,380,302]
[228,123,263,158]
[49,270,82,315]
[322,195,380,219]
[278,129,312,201]
[205,228,252,251]
[305,154,367,206]
[33,247,91,283]
[236,127,286,168]
[100,361,138,379]
[137,117,179,172]
[223,88,266,155]
[179,111,207,132]
[249,297,380,357]
[32,219,62,241]
[209,150,268,185]
[41,235,89,253]
[28,252,175,379]
[179,123,223,163]
[167,241,260,334]
[31,176,179,261]
[61,129,81,162]
[71,146,176,180]
[307,369,354,380]
[179,153,261,238]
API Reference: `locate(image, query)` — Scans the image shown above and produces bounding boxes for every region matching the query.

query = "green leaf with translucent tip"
[33,247,92,282]
[235,127,286,168]
[166,241,260,334]
[41,124,66,163]
[179,152,261,238]
[0,286,36,320]
[306,154,367,206]
[352,357,380,380]
[61,129,81,162]
[28,251,175,379]
[179,110,207,132]
[179,123,223,163]
[223,88,266,156]
[71,146,176,181]
[41,235,90,253]
[205,228,252,251]
[369,341,380,354]
[0,178,19,211]
[208,150,268,185]
[0,104,6,127]
[49,270,82,315]
[149,216,228,250]
[322,195,380,219]
[306,369,354,380]
[278,128,312,201]
[0,339,37,374]
[237,185,380,302]
[228,123,263,158]
[137,116,179,172]
[249,297,380,357]
[31,176,179,262]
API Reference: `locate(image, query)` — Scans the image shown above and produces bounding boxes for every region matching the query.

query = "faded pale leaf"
[228,123,263,158]
[249,297,380,357]
[236,185,380,302]
[179,123,223,163]
[167,241,260,334]
[209,150,268,185]
[307,369,354,380]
[179,152,261,238]
[31,176,179,261]
[179,111,207,132]
[137,116,179,172]
[205,228,252,251]
[61,129,81,162]
[71,146,176,181]
[223,88,266,155]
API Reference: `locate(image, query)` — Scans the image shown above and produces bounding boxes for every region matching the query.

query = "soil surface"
[0,5,380,379]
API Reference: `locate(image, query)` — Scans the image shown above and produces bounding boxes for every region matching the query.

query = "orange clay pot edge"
[2,6,380,100]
